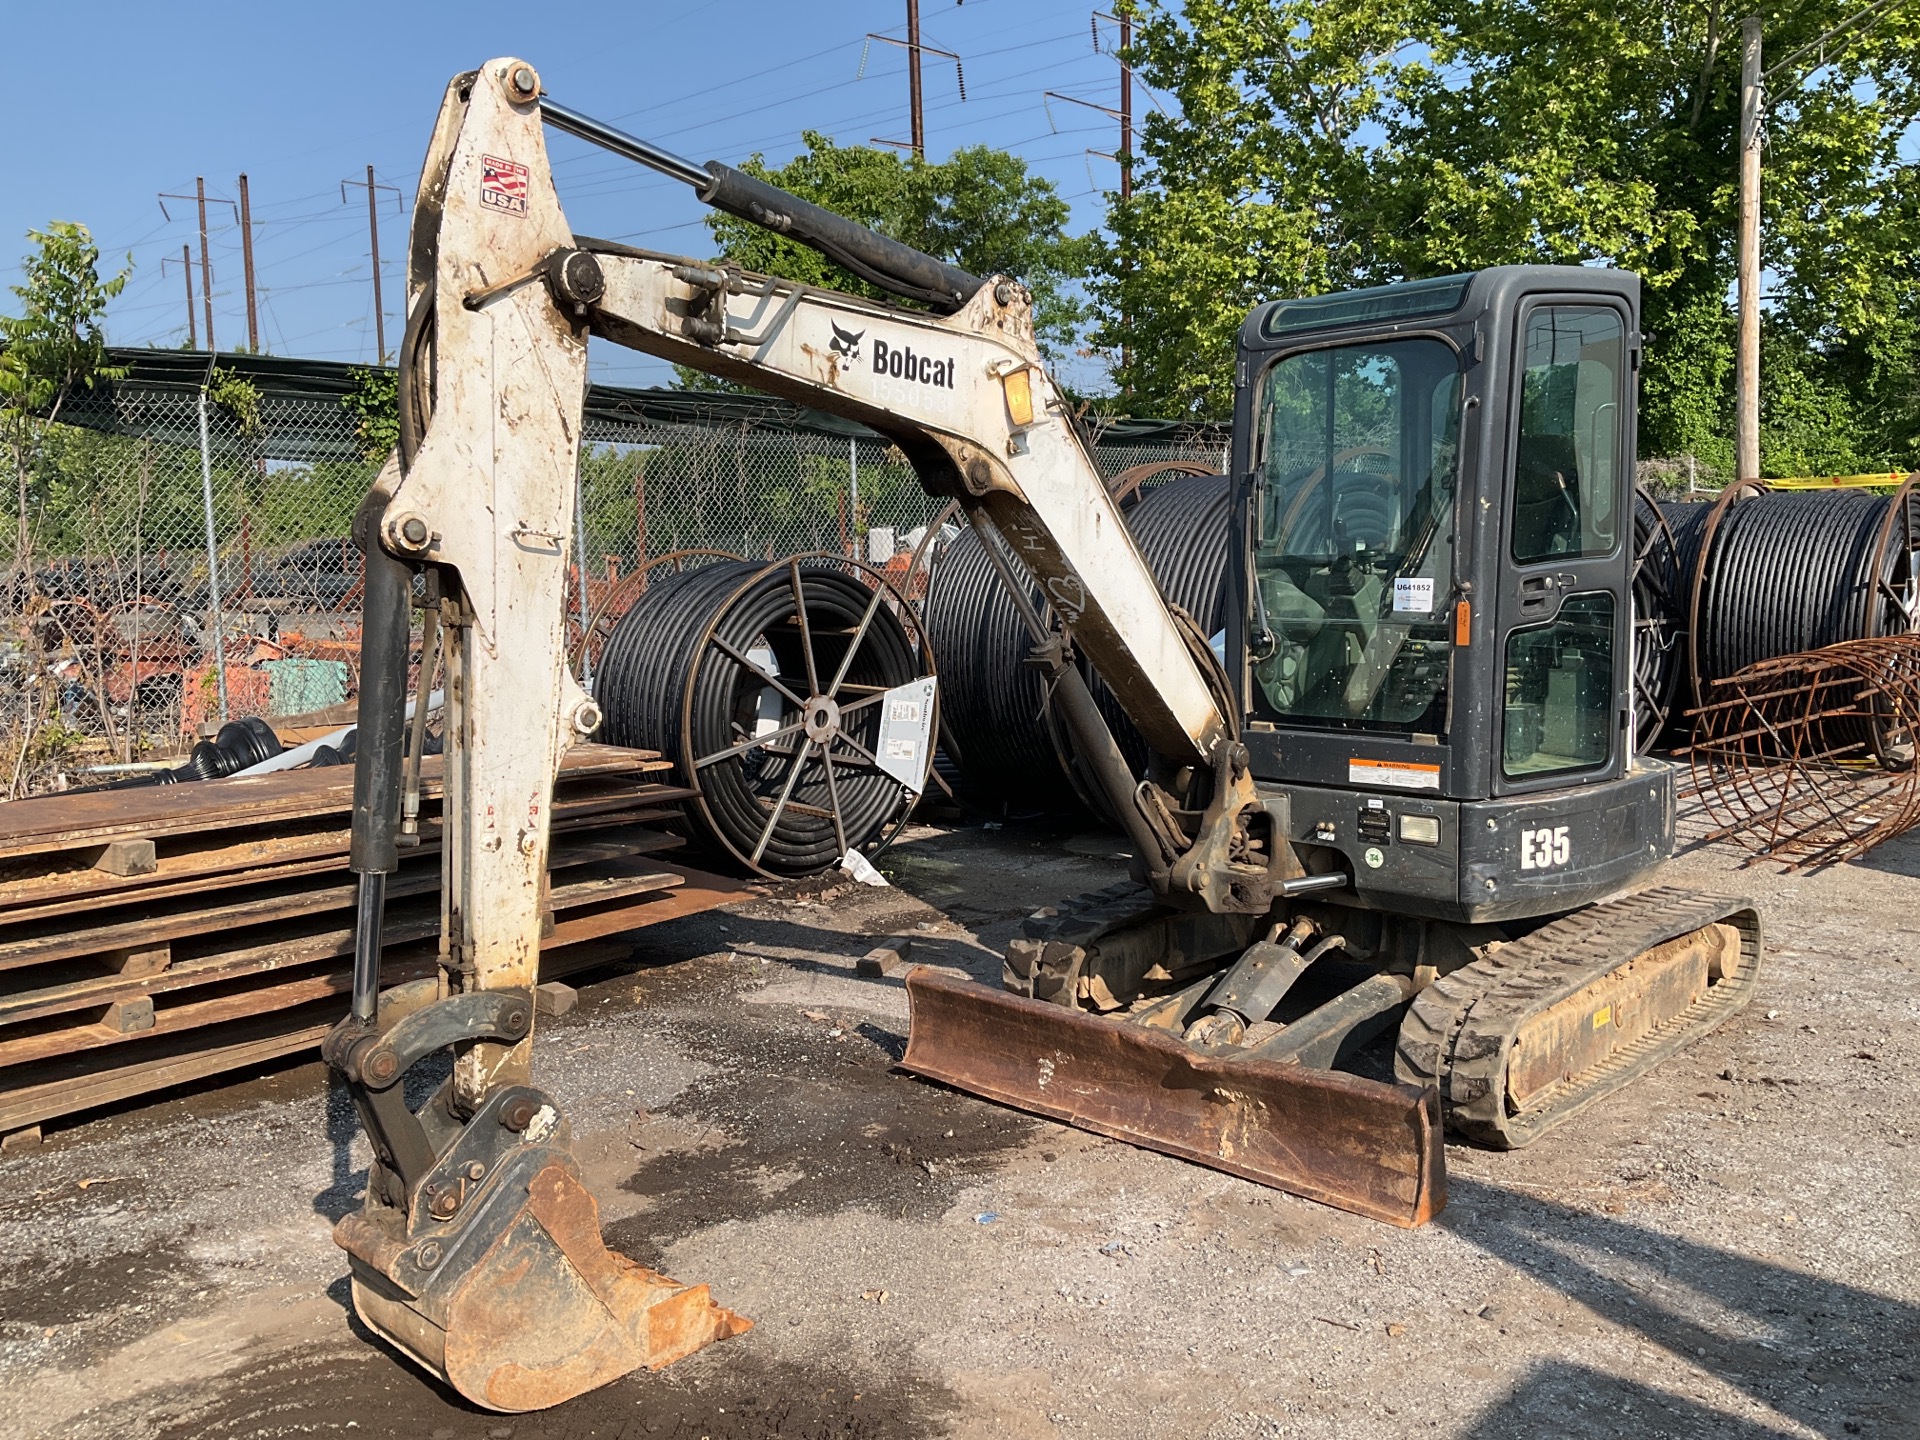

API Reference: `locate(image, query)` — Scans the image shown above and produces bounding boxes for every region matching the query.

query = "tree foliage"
[696,132,1097,363]
[1097,0,1920,475]
[1,223,130,577]
[341,365,399,460]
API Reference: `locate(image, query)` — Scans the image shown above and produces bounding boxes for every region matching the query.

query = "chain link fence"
[1,353,1227,797]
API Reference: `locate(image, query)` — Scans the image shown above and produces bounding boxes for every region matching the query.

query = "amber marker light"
[1002,367,1035,428]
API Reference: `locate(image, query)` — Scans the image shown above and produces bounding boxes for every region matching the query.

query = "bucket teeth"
[340,1160,750,1412]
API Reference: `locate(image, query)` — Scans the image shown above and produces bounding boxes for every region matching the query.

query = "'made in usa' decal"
[872,338,955,389]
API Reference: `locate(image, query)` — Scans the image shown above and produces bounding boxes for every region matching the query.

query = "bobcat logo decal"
[828,320,865,364]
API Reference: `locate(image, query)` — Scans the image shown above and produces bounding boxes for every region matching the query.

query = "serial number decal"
[1519,825,1571,870]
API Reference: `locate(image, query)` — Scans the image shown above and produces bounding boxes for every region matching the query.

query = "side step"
[901,967,1445,1227]
[1396,887,1762,1150]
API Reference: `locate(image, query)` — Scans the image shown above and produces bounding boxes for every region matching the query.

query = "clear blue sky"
[7,1,1145,387]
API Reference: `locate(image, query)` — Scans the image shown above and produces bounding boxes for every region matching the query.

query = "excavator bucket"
[901,967,1445,1227]
[326,989,748,1413]
[337,1145,750,1413]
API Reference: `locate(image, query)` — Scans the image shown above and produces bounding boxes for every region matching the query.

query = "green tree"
[0,223,130,582]
[695,133,1097,364]
[341,365,399,460]
[1099,0,1920,476]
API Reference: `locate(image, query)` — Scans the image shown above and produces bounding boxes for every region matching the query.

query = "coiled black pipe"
[924,473,1231,815]
[1065,475,1234,798]
[1653,499,1713,736]
[1650,489,1918,750]
[920,524,1082,814]
[1631,492,1682,751]
[1693,491,1912,684]
[598,559,931,876]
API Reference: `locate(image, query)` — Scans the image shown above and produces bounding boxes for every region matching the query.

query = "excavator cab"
[1232,266,1659,923]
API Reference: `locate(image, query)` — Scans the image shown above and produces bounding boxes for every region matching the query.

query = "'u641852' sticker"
[481,155,529,216]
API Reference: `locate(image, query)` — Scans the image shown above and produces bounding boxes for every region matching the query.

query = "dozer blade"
[336,1111,750,1412]
[901,967,1445,1227]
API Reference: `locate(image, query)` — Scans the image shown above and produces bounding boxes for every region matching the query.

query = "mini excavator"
[325,57,1762,1410]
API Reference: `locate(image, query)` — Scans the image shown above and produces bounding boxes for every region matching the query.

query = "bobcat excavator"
[325,57,1762,1411]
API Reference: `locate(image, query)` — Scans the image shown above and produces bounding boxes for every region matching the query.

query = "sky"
[6,0,1148,388]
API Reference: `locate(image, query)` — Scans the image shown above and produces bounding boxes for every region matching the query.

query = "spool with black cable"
[598,556,937,876]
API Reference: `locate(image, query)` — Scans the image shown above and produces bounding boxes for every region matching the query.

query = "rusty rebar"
[1684,635,1920,866]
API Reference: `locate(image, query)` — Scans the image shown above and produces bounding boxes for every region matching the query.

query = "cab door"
[1491,298,1636,798]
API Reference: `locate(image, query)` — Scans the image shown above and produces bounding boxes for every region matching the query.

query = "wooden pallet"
[0,745,748,1135]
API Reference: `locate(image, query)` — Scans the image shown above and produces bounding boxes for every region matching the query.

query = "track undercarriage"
[901,883,1761,1225]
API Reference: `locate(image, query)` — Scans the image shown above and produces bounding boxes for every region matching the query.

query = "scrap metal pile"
[1687,636,1920,866]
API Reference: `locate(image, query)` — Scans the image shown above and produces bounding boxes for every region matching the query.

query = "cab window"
[1511,307,1625,563]
[1250,338,1463,734]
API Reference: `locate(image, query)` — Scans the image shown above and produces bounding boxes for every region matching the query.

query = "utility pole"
[237,173,261,353]
[195,178,216,353]
[1118,11,1132,199]
[1732,0,1899,484]
[341,168,402,364]
[364,165,385,364]
[1735,16,1762,484]
[862,28,962,154]
[907,0,925,159]
[159,183,236,352]
[164,245,196,348]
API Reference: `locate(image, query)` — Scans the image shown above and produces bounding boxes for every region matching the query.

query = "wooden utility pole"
[195,177,216,354]
[365,165,386,364]
[906,0,925,159]
[864,28,962,153]
[1735,16,1763,483]
[1118,12,1133,199]
[341,168,401,364]
[237,173,261,353]
[176,245,196,349]
[159,183,235,350]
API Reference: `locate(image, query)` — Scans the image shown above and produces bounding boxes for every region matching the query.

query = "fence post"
[634,467,648,595]
[849,435,860,552]
[196,388,230,723]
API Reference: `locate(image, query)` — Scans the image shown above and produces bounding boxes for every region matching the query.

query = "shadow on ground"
[1445,1178,1916,1438]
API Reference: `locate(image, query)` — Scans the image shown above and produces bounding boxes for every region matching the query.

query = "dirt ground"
[2,801,1916,1440]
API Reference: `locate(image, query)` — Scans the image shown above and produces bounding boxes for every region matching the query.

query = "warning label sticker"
[480,155,530,216]
[1392,576,1436,613]
[1348,756,1442,791]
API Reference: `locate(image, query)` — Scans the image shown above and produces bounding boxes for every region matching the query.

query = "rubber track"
[1395,886,1762,1150]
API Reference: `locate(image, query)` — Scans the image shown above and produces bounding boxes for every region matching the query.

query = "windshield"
[1250,337,1464,734]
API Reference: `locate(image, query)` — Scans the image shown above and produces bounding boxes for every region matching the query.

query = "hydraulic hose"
[347,483,413,1023]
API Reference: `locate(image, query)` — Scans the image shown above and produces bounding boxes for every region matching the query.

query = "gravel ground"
[1,802,1915,1440]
